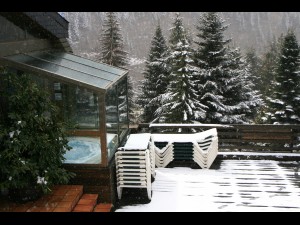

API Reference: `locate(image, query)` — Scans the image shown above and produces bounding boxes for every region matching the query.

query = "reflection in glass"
[106,84,119,160]
[29,74,102,164]
[30,74,100,130]
[63,85,99,129]
[118,77,129,141]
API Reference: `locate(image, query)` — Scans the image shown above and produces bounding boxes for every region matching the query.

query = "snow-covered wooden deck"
[115,160,300,212]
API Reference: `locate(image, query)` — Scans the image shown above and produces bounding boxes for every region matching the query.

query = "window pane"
[60,84,100,129]
[118,77,129,142]
[105,85,119,160]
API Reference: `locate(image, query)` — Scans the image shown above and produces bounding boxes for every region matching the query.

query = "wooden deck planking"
[116,160,300,212]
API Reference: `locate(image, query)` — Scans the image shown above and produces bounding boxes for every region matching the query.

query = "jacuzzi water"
[63,134,117,164]
[64,137,101,164]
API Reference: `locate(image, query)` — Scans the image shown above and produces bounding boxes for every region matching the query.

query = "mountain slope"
[62,12,300,82]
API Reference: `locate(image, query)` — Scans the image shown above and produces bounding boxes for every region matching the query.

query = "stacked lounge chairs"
[115,128,219,200]
[192,128,219,169]
[150,141,174,168]
[150,128,218,169]
[115,133,153,200]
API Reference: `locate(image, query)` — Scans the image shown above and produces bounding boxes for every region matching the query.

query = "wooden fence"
[137,123,300,153]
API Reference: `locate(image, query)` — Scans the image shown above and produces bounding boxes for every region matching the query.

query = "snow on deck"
[149,123,233,128]
[220,152,300,157]
[116,160,300,212]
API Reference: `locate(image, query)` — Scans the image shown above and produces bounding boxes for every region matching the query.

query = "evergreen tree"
[99,12,136,124]
[100,12,128,67]
[194,12,261,124]
[157,13,206,124]
[138,23,169,123]
[244,47,265,123]
[245,47,261,92]
[257,35,284,123]
[194,12,230,123]
[127,75,138,124]
[224,48,262,123]
[268,30,300,124]
[259,35,283,102]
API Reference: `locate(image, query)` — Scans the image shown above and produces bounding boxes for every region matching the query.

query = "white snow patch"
[116,160,300,212]
[9,131,14,138]
[129,57,146,66]
[219,152,300,157]
[150,123,233,128]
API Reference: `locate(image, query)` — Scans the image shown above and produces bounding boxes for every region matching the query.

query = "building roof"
[0,50,128,92]
[0,12,69,40]
[24,12,69,39]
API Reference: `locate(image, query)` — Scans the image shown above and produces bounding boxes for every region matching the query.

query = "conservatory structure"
[0,51,129,166]
[0,12,129,203]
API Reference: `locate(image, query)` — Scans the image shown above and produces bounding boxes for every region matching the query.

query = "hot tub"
[64,134,117,164]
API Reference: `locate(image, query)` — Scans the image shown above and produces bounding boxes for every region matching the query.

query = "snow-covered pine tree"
[259,36,283,102]
[245,48,266,123]
[138,23,169,123]
[194,12,261,124]
[268,30,300,124]
[99,12,136,124]
[245,48,261,93]
[127,75,139,124]
[156,13,206,124]
[194,12,231,124]
[223,48,263,123]
[256,36,283,123]
[100,12,128,67]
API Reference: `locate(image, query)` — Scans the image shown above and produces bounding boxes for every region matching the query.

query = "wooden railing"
[137,123,300,153]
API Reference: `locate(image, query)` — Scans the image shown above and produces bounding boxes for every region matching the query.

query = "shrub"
[0,69,74,200]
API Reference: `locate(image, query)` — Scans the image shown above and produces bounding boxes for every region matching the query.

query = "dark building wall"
[0,13,55,42]
[0,13,72,57]
[0,12,69,41]
[63,159,117,204]
[0,15,37,42]
[24,12,69,39]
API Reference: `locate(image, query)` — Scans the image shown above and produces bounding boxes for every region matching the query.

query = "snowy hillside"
[62,12,300,82]
[63,12,300,57]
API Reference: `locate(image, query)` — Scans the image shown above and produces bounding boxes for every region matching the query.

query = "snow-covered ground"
[116,160,300,212]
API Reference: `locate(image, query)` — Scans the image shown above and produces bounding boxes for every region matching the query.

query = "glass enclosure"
[0,51,129,167]
[106,76,129,161]
[61,84,100,130]
[118,77,129,142]
[30,74,102,164]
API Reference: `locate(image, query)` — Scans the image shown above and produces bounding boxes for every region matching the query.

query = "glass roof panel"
[2,51,128,90]
[48,51,126,76]
[27,51,121,81]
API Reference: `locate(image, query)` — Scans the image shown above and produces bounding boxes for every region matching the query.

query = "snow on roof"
[121,133,151,150]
